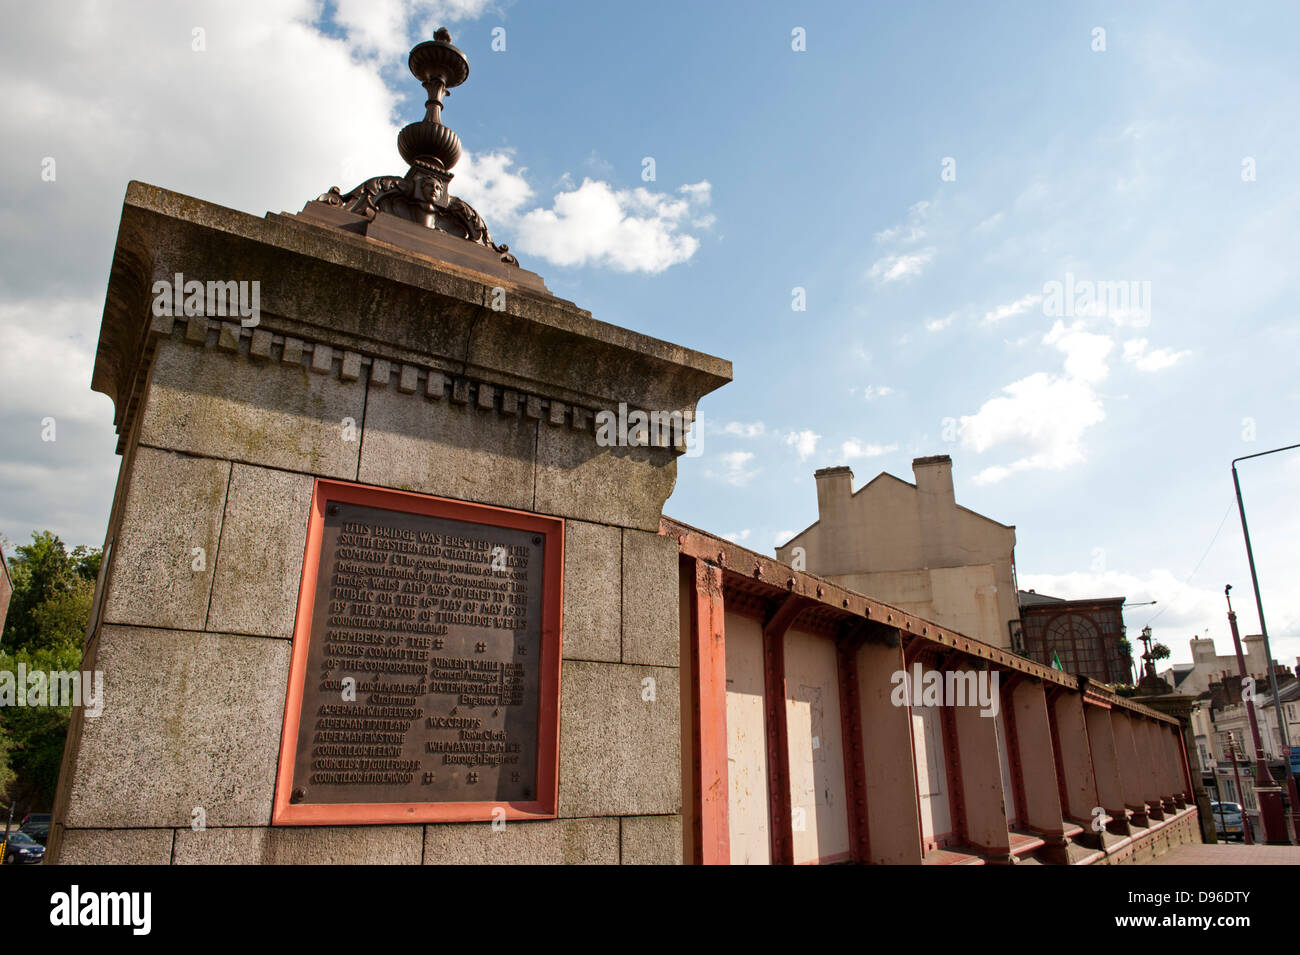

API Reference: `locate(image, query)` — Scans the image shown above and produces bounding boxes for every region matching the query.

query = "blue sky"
[1,0,1297,667]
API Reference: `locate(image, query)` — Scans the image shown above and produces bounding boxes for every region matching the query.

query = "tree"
[0,532,101,811]
[2,530,99,654]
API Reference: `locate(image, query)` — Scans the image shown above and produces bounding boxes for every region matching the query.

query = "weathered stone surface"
[58,828,175,865]
[139,339,364,478]
[206,464,314,638]
[341,351,362,380]
[558,662,680,817]
[310,342,333,374]
[562,520,621,663]
[359,383,536,509]
[534,426,677,532]
[218,322,241,351]
[93,184,731,454]
[621,530,679,667]
[620,814,682,865]
[250,328,273,358]
[173,826,422,865]
[423,817,618,865]
[102,447,229,632]
[62,626,290,828]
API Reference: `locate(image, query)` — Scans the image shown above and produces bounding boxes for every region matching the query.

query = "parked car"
[2,830,45,864]
[1210,801,1245,842]
[19,813,51,845]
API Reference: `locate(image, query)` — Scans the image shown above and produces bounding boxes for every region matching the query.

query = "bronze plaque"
[274,483,563,824]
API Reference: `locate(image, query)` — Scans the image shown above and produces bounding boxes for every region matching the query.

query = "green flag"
[1051,650,1064,671]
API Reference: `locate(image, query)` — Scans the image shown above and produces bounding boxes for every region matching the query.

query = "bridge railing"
[666,517,1194,865]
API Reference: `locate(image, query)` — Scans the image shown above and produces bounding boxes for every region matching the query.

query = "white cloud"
[453,150,535,225]
[513,179,712,273]
[774,529,795,547]
[861,385,893,401]
[962,373,1105,484]
[926,312,958,332]
[785,430,820,462]
[961,321,1114,484]
[707,450,758,487]
[873,200,931,243]
[867,248,934,284]
[841,439,898,459]
[982,292,1043,325]
[722,529,752,543]
[723,421,766,438]
[1044,320,1113,383]
[1123,338,1191,372]
[333,1,497,58]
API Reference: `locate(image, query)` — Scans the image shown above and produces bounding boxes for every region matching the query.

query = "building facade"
[1018,591,1131,685]
[776,456,1019,650]
[1160,633,1271,699]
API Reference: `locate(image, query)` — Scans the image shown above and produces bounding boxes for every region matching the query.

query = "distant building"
[1017,590,1131,684]
[1195,660,1299,839]
[776,455,1019,649]
[1159,634,1270,698]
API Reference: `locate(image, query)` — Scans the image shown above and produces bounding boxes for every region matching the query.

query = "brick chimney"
[814,466,854,520]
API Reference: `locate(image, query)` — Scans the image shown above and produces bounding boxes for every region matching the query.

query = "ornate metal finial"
[309,27,518,267]
[398,28,469,172]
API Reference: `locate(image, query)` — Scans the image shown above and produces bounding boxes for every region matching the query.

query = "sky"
[1,0,1297,670]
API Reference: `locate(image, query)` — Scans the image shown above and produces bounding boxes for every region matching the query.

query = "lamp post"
[1225,585,1287,843]
[1232,443,1300,842]
[1227,737,1253,844]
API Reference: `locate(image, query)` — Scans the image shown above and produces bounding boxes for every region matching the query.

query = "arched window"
[1043,612,1103,679]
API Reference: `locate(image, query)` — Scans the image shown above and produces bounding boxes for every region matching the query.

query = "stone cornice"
[146,313,680,450]
[94,181,732,451]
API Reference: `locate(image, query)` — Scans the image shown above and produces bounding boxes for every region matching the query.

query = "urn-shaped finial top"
[398,28,470,172]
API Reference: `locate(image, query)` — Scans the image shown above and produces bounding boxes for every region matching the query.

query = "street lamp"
[1225,586,1284,842]
[1232,442,1300,843]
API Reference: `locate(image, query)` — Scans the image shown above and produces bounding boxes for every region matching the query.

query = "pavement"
[1148,843,1300,864]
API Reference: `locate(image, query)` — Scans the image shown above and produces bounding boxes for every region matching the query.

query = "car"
[2,830,46,865]
[20,813,51,846]
[1210,801,1246,842]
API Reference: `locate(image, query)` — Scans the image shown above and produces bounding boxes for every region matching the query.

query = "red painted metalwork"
[664,519,1178,729]
[938,683,967,848]
[1044,686,1075,826]
[761,594,810,864]
[273,479,564,826]
[688,558,730,865]
[661,516,1191,864]
[1174,724,1195,800]
[1000,674,1027,829]
[835,626,871,863]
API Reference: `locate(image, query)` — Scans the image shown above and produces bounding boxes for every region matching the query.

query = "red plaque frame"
[273,479,564,826]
